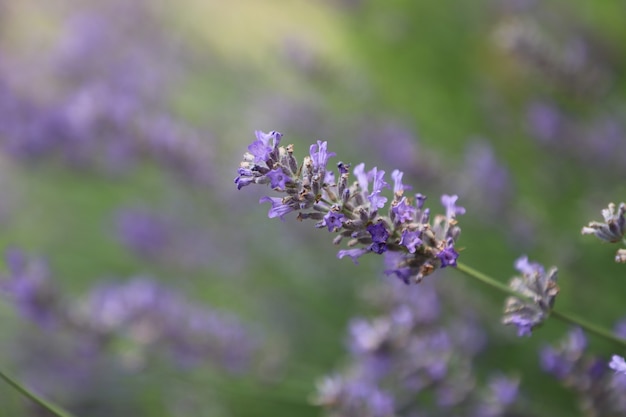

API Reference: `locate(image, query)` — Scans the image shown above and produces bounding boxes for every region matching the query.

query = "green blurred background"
[1,0,625,415]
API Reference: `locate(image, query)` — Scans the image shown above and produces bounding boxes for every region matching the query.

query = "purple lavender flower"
[540,327,626,415]
[76,277,259,371]
[314,278,518,417]
[0,2,213,184]
[235,132,466,283]
[502,256,559,336]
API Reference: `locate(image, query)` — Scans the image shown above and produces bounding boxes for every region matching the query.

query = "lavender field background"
[1,0,626,416]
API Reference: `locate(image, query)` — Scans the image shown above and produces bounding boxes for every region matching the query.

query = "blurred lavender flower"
[0,248,59,327]
[115,209,172,259]
[1,249,260,373]
[526,101,563,143]
[0,1,214,185]
[502,256,559,336]
[75,277,258,371]
[540,327,626,415]
[456,140,512,219]
[609,355,626,375]
[235,130,465,284]
[313,279,521,417]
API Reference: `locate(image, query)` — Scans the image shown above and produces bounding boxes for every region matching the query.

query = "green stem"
[0,367,74,417]
[456,262,626,349]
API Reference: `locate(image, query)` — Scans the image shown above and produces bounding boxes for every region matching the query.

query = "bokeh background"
[1,0,626,416]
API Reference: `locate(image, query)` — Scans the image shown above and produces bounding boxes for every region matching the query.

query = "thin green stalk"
[0,367,74,417]
[456,262,626,350]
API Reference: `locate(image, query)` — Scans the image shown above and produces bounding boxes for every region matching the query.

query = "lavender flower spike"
[502,256,559,337]
[235,130,466,283]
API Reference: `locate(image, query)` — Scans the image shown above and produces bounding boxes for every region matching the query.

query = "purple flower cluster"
[0,1,213,185]
[0,249,60,328]
[0,249,259,372]
[502,256,559,337]
[312,280,520,416]
[76,278,258,371]
[235,131,465,284]
[540,327,626,415]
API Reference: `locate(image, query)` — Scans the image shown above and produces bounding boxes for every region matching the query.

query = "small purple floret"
[391,169,410,194]
[368,168,389,209]
[322,211,344,232]
[400,229,422,253]
[367,222,389,254]
[266,167,291,190]
[441,194,466,219]
[392,197,416,224]
[437,240,458,267]
[337,248,369,264]
[310,140,336,172]
[259,196,294,221]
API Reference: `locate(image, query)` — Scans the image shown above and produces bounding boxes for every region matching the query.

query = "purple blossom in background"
[455,140,512,221]
[313,279,518,416]
[0,249,261,374]
[540,327,626,415]
[610,355,626,375]
[0,249,59,327]
[0,1,214,185]
[527,101,563,143]
[115,209,171,258]
[78,278,259,371]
